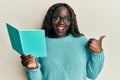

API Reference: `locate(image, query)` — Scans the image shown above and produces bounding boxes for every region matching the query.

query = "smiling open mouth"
[57,27,65,33]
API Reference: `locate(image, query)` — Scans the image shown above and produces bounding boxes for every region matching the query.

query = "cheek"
[66,23,71,29]
[52,20,57,26]
[51,20,57,31]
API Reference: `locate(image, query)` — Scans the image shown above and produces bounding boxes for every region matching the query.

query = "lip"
[57,26,64,29]
[56,26,65,33]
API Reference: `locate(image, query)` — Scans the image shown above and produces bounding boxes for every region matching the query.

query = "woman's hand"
[87,35,105,53]
[20,54,38,69]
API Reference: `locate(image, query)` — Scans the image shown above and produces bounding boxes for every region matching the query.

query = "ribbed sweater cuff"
[26,62,41,80]
[91,50,105,63]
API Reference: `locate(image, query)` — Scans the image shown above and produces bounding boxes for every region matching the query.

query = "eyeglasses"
[52,14,71,23]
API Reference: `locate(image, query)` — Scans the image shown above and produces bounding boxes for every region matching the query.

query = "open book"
[6,23,47,57]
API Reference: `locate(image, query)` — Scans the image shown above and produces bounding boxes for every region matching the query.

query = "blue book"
[6,23,47,57]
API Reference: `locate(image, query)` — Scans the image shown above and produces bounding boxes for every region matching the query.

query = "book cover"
[6,23,47,57]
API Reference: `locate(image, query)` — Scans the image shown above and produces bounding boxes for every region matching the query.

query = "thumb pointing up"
[87,35,105,53]
[98,35,106,46]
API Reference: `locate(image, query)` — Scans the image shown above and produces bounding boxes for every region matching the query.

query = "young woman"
[21,3,105,80]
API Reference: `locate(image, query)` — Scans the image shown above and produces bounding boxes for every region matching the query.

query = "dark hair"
[42,3,83,37]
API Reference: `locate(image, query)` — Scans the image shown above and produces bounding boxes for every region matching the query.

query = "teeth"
[58,27,64,30]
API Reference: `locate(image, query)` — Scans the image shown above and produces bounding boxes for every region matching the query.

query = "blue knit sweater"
[26,34,104,80]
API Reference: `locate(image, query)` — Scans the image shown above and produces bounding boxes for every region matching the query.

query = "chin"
[57,33,67,37]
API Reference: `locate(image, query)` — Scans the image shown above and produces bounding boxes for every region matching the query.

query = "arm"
[20,55,43,80]
[86,35,105,79]
[86,50,104,79]
[26,57,43,80]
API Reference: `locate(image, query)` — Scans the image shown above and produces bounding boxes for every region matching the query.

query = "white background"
[0,0,120,80]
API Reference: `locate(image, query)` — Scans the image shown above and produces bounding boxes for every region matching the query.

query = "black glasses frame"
[52,14,72,23]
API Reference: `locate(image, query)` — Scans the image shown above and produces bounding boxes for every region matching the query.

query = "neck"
[48,33,70,38]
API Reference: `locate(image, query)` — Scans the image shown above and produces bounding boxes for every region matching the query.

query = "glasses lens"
[53,14,71,23]
[64,17,71,22]
[53,15,60,21]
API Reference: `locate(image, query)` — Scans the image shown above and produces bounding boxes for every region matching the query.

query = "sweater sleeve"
[26,57,43,80]
[86,50,105,79]
[81,36,105,79]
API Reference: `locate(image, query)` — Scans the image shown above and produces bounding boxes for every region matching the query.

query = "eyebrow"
[53,14,70,17]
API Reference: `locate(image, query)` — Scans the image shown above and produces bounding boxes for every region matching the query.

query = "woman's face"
[52,6,71,38]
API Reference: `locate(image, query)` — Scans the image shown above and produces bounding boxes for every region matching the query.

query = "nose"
[58,19,64,24]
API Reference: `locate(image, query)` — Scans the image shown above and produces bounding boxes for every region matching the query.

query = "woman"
[21,3,105,80]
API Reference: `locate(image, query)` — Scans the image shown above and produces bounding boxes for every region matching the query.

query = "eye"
[64,17,71,21]
[53,15,60,21]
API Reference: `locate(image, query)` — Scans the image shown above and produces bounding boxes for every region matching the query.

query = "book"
[6,23,47,57]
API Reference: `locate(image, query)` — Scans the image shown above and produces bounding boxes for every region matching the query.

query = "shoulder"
[74,35,88,46]
[76,35,88,41]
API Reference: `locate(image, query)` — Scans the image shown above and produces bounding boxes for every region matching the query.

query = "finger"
[21,55,33,65]
[22,54,33,59]
[88,46,98,53]
[87,38,96,47]
[89,38,95,41]
[88,38,96,44]
[22,57,35,67]
[27,60,37,68]
[98,35,106,44]
[21,56,35,66]
[22,55,34,62]
[88,46,94,51]
[20,54,28,59]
